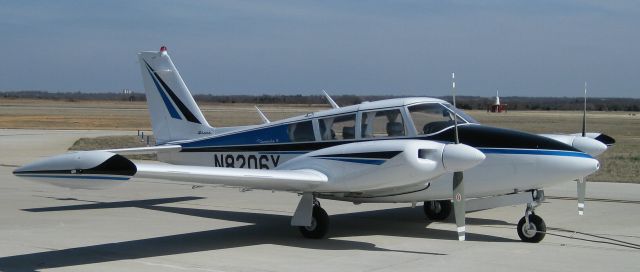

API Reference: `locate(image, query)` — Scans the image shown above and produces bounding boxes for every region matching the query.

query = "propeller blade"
[453,171,465,241]
[450,72,466,241]
[579,83,587,214]
[578,177,586,215]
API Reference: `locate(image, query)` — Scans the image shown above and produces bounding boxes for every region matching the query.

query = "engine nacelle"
[13,151,137,189]
[539,134,608,157]
[277,139,484,192]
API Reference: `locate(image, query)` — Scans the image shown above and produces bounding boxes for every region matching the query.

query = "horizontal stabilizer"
[13,150,327,192]
[13,151,136,189]
[103,145,182,155]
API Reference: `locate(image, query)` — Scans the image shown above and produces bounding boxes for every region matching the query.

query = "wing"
[135,162,327,191]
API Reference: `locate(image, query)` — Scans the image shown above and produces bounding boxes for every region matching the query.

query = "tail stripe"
[144,61,202,124]
[145,63,181,120]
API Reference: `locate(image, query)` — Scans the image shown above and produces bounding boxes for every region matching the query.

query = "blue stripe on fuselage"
[479,148,593,158]
[318,157,386,165]
[258,151,308,155]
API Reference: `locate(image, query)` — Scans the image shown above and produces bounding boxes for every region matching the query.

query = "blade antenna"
[255,106,270,124]
[322,90,340,109]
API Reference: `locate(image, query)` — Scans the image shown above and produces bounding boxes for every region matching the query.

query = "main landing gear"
[291,193,329,239]
[298,199,330,239]
[423,200,452,220]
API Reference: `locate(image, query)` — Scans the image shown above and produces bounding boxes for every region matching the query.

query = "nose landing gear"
[517,190,547,243]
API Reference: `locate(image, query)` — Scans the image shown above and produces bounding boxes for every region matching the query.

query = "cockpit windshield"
[408,103,479,135]
[441,103,479,124]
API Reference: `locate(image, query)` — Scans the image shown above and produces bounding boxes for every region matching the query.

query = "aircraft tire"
[423,200,452,220]
[517,214,546,243]
[299,206,329,239]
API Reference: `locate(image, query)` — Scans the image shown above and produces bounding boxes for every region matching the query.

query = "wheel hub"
[431,201,442,213]
[522,222,537,238]
[305,218,317,231]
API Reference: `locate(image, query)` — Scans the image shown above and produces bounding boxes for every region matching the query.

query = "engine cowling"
[539,134,608,157]
[277,139,485,192]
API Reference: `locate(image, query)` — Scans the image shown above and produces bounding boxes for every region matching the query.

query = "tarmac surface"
[0,129,638,271]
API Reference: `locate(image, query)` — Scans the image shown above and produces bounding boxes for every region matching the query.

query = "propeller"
[451,72,466,241]
[577,82,588,215]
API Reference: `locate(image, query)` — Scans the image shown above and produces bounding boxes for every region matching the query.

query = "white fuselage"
[159,141,598,203]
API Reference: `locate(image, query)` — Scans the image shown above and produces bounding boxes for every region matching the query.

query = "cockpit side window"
[288,120,315,142]
[319,114,357,140]
[408,103,461,135]
[361,109,406,138]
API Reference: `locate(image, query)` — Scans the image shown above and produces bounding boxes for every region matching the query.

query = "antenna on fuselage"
[582,82,587,137]
[322,90,340,109]
[452,73,459,144]
[255,106,270,124]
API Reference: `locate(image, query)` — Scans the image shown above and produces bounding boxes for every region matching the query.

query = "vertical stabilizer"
[138,47,213,144]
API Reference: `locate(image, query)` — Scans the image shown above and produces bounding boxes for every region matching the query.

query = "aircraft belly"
[328,153,588,203]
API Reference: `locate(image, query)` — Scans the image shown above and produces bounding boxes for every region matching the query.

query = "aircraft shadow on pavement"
[1,196,516,271]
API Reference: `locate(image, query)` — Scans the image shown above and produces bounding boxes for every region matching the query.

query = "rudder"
[138,47,213,144]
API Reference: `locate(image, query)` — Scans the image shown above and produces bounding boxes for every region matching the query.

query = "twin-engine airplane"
[14,47,614,242]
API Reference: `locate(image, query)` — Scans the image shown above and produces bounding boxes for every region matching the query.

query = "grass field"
[1,98,638,183]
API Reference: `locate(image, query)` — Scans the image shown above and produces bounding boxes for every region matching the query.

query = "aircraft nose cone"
[442,144,486,172]
[572,137,608,157]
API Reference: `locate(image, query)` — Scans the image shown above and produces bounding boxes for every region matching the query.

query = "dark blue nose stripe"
[479,148,592,158]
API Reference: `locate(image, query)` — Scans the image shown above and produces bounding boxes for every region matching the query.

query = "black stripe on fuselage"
[144,61,201,124]
[179,125,580,153]
[313,151,402,159]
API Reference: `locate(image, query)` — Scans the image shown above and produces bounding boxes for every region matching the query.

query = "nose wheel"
[298,202,329,239]
[517,191,547,243]
[517,213,546,242]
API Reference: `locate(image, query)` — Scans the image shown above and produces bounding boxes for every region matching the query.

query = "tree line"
[1,90,638,112]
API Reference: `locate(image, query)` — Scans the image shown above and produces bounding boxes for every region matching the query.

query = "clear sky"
[1,0,638,97]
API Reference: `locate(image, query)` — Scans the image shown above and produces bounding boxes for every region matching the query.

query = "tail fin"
[138,47,213,144]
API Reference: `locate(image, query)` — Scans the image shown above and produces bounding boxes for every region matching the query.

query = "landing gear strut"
[298,198,329,239]
[517,190,547,243]
[423,200,452,220]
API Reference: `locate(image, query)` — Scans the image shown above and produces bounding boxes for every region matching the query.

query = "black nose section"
[595,133,616,146]
[429,125,581,152]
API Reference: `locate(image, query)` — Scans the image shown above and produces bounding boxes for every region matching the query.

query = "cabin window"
[408,103,459,135]
[288,121,315,142]
[319,114,357,140]
[361,109,406,138]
